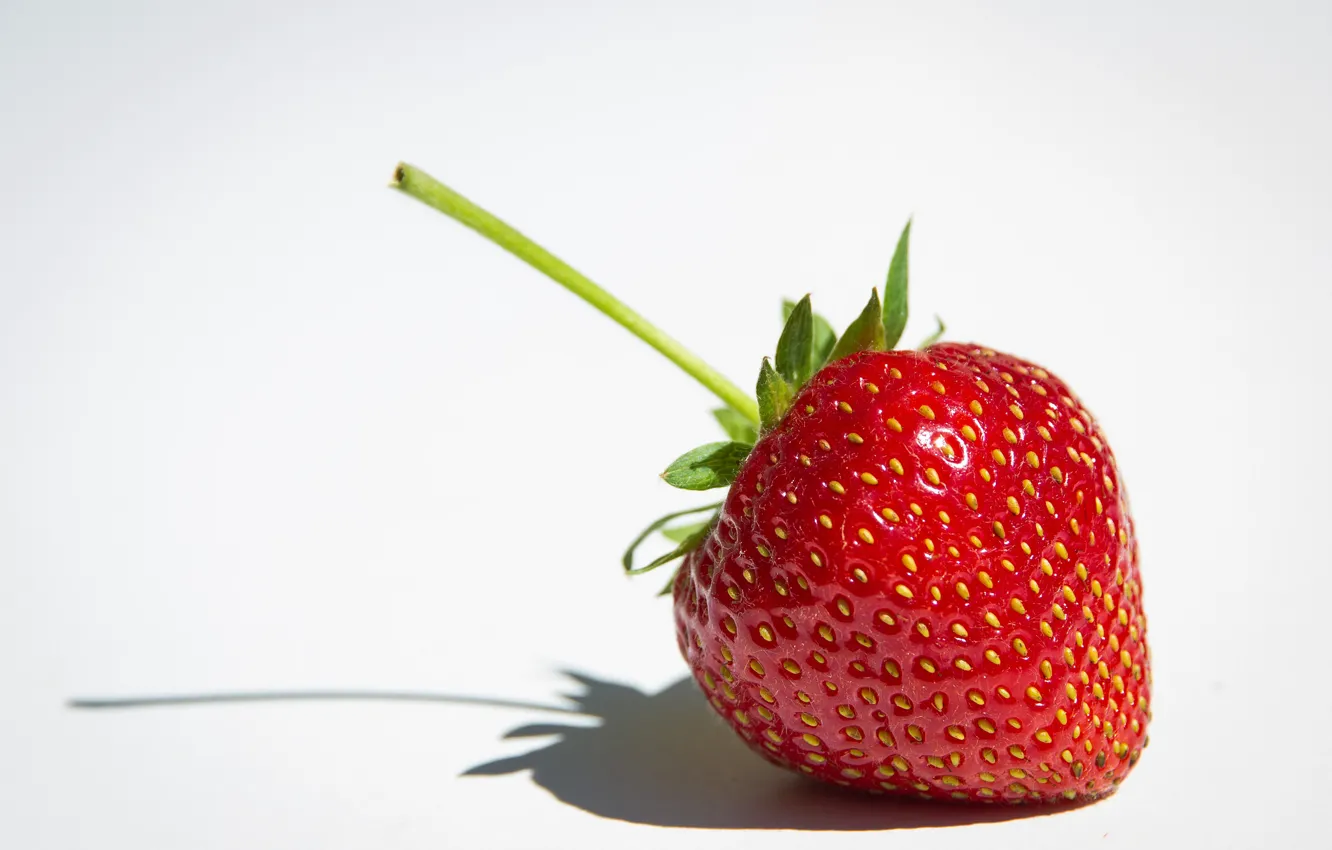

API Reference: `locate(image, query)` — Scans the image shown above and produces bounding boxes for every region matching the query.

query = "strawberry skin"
[673,343,1150,802]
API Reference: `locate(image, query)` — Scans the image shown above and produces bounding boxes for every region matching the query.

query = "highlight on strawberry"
[392,163,1150,805]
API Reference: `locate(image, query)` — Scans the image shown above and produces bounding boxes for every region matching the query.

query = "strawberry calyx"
[390,162,915,579]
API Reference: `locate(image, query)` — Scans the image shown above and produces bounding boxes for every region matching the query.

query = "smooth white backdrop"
[3,1,1329,847]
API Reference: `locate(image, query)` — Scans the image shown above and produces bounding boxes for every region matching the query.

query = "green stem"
[391,163,760,425]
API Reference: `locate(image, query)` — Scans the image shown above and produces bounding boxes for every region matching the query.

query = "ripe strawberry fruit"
[392,164,1150,804]
[673,345,1149,803]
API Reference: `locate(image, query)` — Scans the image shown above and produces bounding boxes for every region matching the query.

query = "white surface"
[3,1,1330,847]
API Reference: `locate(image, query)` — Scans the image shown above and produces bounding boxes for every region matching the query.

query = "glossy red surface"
[673,344,1150,803]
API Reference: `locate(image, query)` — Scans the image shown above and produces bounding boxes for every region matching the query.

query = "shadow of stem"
[71,671,1083,830]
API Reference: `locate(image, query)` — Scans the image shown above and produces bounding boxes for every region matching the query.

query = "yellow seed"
[1009,745,1026,759]
[1013,638,1028,656]
[829,480,845,494]
[965,493,979,510]
[993,521,1006,538]
[925,468,941,485]
[985,611,1002,628]
[920,658,937,674]
[1055,542,1069,560]
[931,380,946,394]
[1026,451,1040,469]
[1051,467,1064,483]
[916,622,931,638]
[1040,659,1053,678]
[785,659,803,675]
[985,649,1001,665]
[1040,621,1054,638]
[956,582,970,600]
[1010,598,1027,615]
[971,535,984,549]
[860,471,875,485]
[1038,426,1052,441]
[981,469,992,482]
[970,400,984,416]
[978,571,993,588]
[886,417,902,432]
[896,584,913,599]
[1010,404,1024,420]
[902,553,918,572]
[800,713,819,727]
[865,382,879,394]
[1076,562,1088,581]
[1023,479,1036,496]
[1006,496,1021,515]
[1066,683,1078,700]
[955,658,973,671]
[961,425,978,441]
[919,405,936,420]
[1003,427,1018,444]
[810,552,824,567]
[848,433,864,445]
[882,508,900,522]
[858,528,875,545]
[992,448,1007,465]
[853,567,869,583]
[839,401,853,413]
[819,514,833,528]
[749,659,766,677]
[907,725,924,742]
[889,459,904,475]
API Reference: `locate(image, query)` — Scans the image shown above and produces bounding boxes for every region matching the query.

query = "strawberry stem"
[391,164,761,425]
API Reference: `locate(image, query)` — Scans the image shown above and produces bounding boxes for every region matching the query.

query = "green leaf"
[661,441,753,491]
[784,298,838,374]
[812,312,837,370]
[662,520,710,543]
[712,407,757,444]
[622,502,722,574]
[657,571,678,596]
[775,294,814,387]
[883,219,912,349]
[919,314,946,348]
[828,288,886,364]
[756,358,793,433]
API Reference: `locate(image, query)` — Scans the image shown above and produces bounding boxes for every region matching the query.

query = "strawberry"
[391,164,1150,804]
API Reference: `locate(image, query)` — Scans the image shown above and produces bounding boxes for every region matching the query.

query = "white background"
[3,1,1330,847]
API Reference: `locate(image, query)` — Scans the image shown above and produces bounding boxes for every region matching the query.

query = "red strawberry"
[673,345,1149,803]
[391,164,1150,805]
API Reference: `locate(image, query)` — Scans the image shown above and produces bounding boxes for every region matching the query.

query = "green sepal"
[828,288,886,364]
[661,441,753,491]
[756,358,793,434]
[712,407,757,444]
[919,314,946,349]
[622,502,722,575]
[775,295,814,387]
[662,520,711,543]
[783,299,837,373]
[882,219,911,349]
[812,312,837,370]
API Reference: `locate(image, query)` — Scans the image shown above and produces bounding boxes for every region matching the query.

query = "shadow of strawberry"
[70,671,1083,830]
